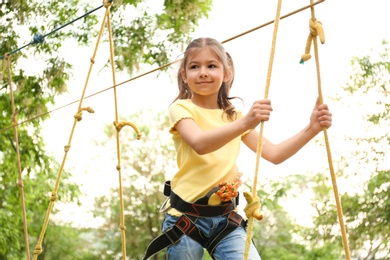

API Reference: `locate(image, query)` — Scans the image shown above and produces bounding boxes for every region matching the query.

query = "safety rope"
[0,0,326,135]
[32,4,110,259]
[0,3,105,60]
[106,0,142,258]
[242,1,283,259]
[301,1,351,259]
[3,54,31,260]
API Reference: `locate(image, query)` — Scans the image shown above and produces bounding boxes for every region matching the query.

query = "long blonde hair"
[173,38,239,121]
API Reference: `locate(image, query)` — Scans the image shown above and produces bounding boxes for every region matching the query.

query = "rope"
[302,1,351,259]
[106,0,142,258]
[3,54,31,260]
[0,2,107,59]
[0,0,326,135]
[32,5,110,259]
[243,1,283,259]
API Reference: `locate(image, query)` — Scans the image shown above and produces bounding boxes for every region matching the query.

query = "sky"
[37,0,390,227]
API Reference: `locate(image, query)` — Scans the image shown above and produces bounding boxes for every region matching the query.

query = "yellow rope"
[106,0,141,258]
[32,6,109,259]
[243,1,283,259]
[3,54,31,260]
[302,1,351,259]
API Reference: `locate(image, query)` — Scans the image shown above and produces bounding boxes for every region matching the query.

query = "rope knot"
[300,18,325,64]
[64,145,71,152]
[17,180,24,188]
[31,34,45,44]
[11,111,18,125]
[120,225,126,231]
[243,191,263,221]
[116,164,121,171]
[309,18,325,43]
[33,245,43,255]
[74,107,95,121]
[50,193,57,201]
[104,0,113,8]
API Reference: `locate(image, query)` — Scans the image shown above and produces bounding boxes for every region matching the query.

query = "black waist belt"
[164,181,239,217]
[169,189,238,217]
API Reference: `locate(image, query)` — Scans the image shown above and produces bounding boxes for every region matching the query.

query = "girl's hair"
[173,37,239,121]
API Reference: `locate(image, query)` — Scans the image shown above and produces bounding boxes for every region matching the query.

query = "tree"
[1,0,214,258]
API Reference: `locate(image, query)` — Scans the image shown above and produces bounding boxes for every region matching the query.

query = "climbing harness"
[143,181,245,260]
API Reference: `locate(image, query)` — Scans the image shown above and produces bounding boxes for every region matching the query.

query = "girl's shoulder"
[170,99,192,107]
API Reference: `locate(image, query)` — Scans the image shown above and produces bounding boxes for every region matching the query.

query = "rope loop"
[113,121,142,139]
[243,192,263,221]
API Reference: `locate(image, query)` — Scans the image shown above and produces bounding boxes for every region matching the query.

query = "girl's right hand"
[244,99,273,129]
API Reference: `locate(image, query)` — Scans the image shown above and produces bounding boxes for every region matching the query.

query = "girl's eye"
[209,64,217,68]
[189,65,198,69]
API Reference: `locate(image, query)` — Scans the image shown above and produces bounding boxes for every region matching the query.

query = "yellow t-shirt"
[166,99,246,216]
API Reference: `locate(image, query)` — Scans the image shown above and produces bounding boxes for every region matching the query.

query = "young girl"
[143,37,332,260]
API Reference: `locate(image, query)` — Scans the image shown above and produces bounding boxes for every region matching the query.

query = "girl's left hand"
[310,97,332,133]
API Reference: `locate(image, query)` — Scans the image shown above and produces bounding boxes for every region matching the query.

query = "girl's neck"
[191,96,219,109]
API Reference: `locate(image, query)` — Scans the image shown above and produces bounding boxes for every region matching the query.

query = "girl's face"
[181,46,229,106]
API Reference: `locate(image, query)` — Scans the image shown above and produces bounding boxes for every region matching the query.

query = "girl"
[144,37,332,260]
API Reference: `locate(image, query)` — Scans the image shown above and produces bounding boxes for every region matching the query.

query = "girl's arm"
[242,98,332,164]
[175,99,272,155]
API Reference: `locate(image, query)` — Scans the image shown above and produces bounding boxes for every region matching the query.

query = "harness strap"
[143,214,204,260]
[207,211,247,257]
[142,211,247,259]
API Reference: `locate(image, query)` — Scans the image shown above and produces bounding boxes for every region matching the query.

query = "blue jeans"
[162,214,261,260]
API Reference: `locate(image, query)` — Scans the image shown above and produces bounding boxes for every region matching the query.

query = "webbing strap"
[207,211,246,257]
[142,215,204,260]
[142,211,246,260]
